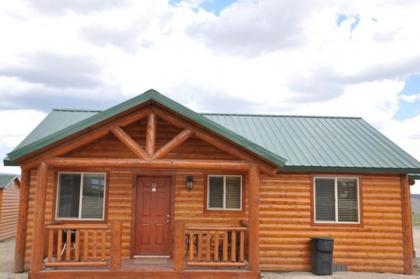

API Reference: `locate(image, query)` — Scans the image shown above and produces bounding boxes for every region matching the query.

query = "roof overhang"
[408,173,420,180]
[280,166,420,175]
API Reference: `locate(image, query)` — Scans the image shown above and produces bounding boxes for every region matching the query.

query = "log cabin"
[0,174,20,241]
[3,89,420,279]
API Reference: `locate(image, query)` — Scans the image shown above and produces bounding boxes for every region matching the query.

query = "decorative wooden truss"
[21,106,277,174]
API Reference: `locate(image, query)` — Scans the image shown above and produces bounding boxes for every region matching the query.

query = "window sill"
[311,221,362,227]
[53,219,107,224]
[203,208,245,216]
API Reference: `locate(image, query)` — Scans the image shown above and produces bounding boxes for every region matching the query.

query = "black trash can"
[311,237,334,275]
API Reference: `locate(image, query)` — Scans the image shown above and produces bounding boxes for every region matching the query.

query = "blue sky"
[395,75,420,120]
[170,0,237,15]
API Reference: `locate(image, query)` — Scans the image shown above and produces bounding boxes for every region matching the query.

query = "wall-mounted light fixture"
[185,176,194,191]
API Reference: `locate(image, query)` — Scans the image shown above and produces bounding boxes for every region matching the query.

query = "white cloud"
[0,0,420,182]
[401,94,420,103]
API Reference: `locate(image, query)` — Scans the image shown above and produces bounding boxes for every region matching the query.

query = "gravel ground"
[261,272,420,279]
[0,238,26,279]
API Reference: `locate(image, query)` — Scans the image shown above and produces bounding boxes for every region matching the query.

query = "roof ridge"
[201,112,362,119]
[53,108,101,113]
[51,109,362,119]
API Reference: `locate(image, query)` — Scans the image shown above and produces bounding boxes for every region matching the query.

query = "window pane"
[226,176,241,209]
[337,178,358,222]
[81,174,105,219]
[315,178,335,221]
[58,174,81,218]
[208,176,224,208]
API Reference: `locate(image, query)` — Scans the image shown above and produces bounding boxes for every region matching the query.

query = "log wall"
[0,180,20,241]
[259,173,405,273]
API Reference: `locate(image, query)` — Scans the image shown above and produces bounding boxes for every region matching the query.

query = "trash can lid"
[311,237,333,241]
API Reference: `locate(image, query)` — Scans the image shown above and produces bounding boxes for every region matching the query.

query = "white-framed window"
[56,172,106,220]
[313,177,360,224]
[207,175,242,210]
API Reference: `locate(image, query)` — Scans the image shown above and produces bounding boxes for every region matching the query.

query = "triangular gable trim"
[4,90,287,167]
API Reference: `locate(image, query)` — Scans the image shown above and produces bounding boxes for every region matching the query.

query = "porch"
[29,222,257,278]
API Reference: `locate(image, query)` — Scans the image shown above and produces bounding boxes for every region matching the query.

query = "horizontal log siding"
[0,181,20,241]
[259,173,405,273]
[108,171,132,257]
[174,171,248,225]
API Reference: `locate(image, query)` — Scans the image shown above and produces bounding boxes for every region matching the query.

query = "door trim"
[131,170,176,259]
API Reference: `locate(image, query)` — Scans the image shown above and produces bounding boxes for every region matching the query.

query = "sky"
[0,0,419,190]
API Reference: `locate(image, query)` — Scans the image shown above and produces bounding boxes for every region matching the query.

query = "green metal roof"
[4,90,286,167]
[203,113,420,173]
[0,174,18,189]
[3,90,420,174]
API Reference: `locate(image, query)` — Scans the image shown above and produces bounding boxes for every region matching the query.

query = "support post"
[174,221,185,271]
[31,162,48,272]
[14,169,30,273]
[401,175,414,274]
[248,164,260,272]
[145,113,156,156]
[111,221,122,271]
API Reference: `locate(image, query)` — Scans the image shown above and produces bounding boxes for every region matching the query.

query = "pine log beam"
[174,221,185,271]
[152,128,193,160]
[111,221,122,271]
[21,109,151,170]
[46,157,250,171]
[154,108,277,175]
[401,175,414,274]
[111,126,150,160]
[145,113,156,156]
[248,164,260,272]
[14,169,30,273]
[31,162,48,272]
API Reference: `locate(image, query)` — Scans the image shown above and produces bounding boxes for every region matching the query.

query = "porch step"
[132,255,171,265]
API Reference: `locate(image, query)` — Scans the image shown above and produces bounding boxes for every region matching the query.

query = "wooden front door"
[134,176,171,255]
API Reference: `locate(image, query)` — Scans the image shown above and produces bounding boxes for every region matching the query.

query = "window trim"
[55,172,107,221]
[313,176,360,224]
[207,175,243,211]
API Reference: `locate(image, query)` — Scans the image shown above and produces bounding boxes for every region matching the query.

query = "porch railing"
[43,221,121,270]
[184,225,247,267]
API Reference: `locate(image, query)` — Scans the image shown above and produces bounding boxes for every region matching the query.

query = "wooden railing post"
[111,221,122,271]
[15,169,30,272]
[174,221,185,271]
[31,162,48,272]
[248,164,260,272]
